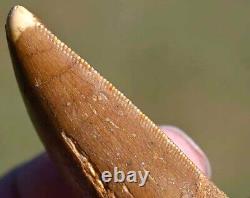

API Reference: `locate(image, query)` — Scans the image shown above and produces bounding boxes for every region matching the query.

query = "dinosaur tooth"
[6,5,227,197]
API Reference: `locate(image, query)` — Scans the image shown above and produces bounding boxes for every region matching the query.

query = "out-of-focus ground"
[0,1,249,197]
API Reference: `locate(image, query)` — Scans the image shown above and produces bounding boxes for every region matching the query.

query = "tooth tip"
[6,5,38,42]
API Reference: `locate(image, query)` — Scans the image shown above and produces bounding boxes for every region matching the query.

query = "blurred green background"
[0,0,249,197]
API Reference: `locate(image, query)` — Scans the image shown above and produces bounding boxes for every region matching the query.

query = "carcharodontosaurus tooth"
[6,5,227,197]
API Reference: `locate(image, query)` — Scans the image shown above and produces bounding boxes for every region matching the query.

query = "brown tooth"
[6,5,227,198]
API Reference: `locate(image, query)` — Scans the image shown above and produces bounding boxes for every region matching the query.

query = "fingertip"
[0,153,76,198]
[16,153,76,198]
[160,125,212,178]
[0,166,19,198]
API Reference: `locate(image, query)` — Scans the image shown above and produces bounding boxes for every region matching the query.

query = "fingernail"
[160,125,212,178]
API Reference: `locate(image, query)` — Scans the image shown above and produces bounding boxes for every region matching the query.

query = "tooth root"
[6,5,227,198]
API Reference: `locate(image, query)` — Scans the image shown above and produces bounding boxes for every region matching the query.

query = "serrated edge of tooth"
[33,21,202,179]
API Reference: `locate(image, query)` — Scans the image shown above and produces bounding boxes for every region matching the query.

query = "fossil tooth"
[6,5,227,198]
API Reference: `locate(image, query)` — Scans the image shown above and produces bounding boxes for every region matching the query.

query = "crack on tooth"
[61,131,116,198]
[122,185,134,198]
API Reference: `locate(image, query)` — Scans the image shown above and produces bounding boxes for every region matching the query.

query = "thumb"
[160,125,212,178]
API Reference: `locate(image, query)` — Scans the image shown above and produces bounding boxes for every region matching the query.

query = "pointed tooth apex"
[6,5,38,42]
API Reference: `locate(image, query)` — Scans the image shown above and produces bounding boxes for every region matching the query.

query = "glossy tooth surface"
[6,5,227,198]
